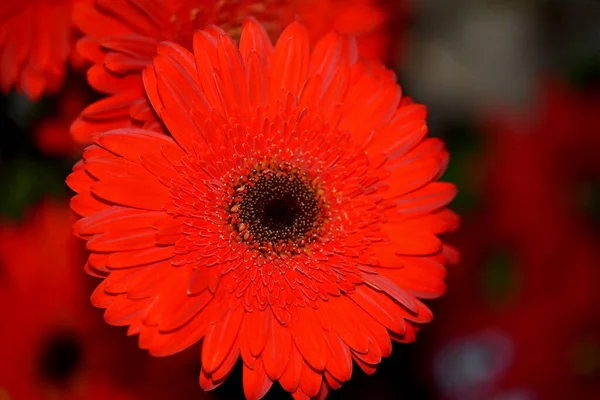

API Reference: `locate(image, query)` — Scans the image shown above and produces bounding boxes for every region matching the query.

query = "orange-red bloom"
[289,0,393,62]
[34,80,93,156]
[0,200,130,400]
[426,221,600,400]
[0,1,82,101]
[70,0,393,144]
[67,20,458,400]
[0,200,210,400]
[480,78,600,306]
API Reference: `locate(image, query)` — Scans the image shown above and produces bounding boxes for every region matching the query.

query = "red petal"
[104,261,162,294]
[70,191,109,217]
[239,17,273,67]
[217,33,248,112]
[66,166,94,194]
[291,390,310,400]
[86,63,143,94]
[324,371,343,390]
[81,90,143,121]
[299,363,322,398]
[321,297,369,353]
[245,51,267,109]
[85,155,154,181]
[94,0,169,36]
[350,338,382,366]
[361,273,418,313]
[151,42,210,149]
[371,106,428,157]
[96,128,182,161]
[262,318,292,380]
[315,380,331,400]
[76,37,104,63]
[291,307,327,371]
[107,246,173,269]
[148,316,208,357]
[348,286,407,334]
[77,207,163,235]
[91,177,169,210]
[323,332,352,383]
[352,356,378,376]
[243,359,273,400]
[270,22,309,101]
[211,344,240,383]
[381,226,442,255]
[364,319,392,358]
[86,227,156,252]
[201,304,244,374]
[104,295,151,326]
[279,345,303,393]
[158,290,213,333]
[244,309,271,357]
[394,182,457,216]
[73,1,130,37]
[309,32,356,85]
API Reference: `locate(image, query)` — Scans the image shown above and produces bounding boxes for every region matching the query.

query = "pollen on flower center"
[228,162,328,255]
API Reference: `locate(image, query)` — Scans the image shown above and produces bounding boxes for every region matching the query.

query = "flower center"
[37,331,82,385]
[228,163,327,255]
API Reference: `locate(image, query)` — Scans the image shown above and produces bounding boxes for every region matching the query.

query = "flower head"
[290,0,394,62]
[427,223,600,400]
[0,200,121,399]
[70,0,393,144]
[0,200,211,399]
[67,19,458,399]
[0,0,82,101]
[34,80,92,156]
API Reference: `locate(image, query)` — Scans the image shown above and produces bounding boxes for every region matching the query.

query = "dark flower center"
[37,332,82,385]
[229,163,327,254]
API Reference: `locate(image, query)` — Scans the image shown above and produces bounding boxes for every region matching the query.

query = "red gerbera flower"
[0,1,82,101]
[0,200,130,400]
[480,78,600,307]
[33,79,93,156]
[67,20,458,399]
[427,251,600,400]
[289,0,393,63]
[0,200,213,400]
[70,0,394,144]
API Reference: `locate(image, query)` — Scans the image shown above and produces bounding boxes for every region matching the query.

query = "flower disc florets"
[228,160,329,256]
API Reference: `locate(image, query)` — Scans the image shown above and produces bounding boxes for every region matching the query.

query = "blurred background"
[1,0,599,399]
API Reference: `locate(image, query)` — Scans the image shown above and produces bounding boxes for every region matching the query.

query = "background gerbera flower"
[0,200,213,400]
[33,79,93,157]
[423,220,600,400]
[0,0,83,101]
[0,199,114,399]
[290,0,393,62]
[479,78,600,308]
[67,19,458,399]
[70,0,395,144]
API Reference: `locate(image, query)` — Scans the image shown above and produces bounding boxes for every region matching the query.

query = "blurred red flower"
[289,0,393,63]
[33,80,94,157]
[535,78,600,173]
[426,82,600,397]
[70,0,397,144]
[0,1,83,101]
[0,200,211,400]
[0,200,127,399]
[425,219,600,400]
[480,77,600,304]
[67,20,458,399]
